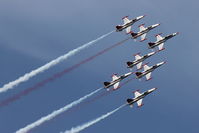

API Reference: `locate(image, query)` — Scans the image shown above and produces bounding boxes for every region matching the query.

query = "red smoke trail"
[0,38,130,108]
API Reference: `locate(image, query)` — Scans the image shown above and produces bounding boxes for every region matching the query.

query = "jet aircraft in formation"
[130,23,160,42]
[126,51,156,70]
[127,88,157,107]
[113,14,178,108]
[148,32,179,51]
[103,72,133,90]
[135,61,166,81]
[116,15,146,33]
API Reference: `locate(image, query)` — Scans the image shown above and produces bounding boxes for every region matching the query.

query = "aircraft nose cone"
[141,15,146,18]
[151,87,157,92]
[153,87,158,90]
[153,23,160,28]
[157,61,166,66]
[156,23,161,26]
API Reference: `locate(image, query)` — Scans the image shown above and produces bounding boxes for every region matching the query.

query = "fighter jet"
[130,23,160,42]
[135,61,166,81]
[126,51,156,70]
[127,88,157,108]
[116,15,146,33]
[104,72,133,90]
[148,32,179,51]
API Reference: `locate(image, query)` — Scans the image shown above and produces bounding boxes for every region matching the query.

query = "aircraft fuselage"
[116,15,145,32]
[128,53,155,68]
[136,62,165,79]
[149,33,178,49]
[127,88,157,105]
[104,72,132,88]
[116,19,137,32]
[131,25,158,39]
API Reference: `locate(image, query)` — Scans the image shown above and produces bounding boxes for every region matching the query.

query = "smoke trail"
[0,31,114,93]
[0,38,130,107]
[38,78,134,129]
[16,87,103,133]
[15,73,133,133]
[62,104,126,133]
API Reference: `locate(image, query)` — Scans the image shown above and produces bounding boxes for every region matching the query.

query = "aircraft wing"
[158,43,164,50]
[134,91,142,98]
[113,82,120,90]
[135,54,142,60]
[123,17,131,24]
[144,64,150,71]
[156,34,163,41]
[137,99,143,107]
[125,26,131,34]
[136,62,142,70]
[146,72,152,80]
[112,74,119,81]
[140,33,147,41]
[139,25,146,32]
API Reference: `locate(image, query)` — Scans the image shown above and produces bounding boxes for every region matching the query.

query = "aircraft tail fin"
[135,72,143,77]
[127,61,133,67]
[116,25,123,30]
[148,42,155,48]
[104,82,111,87]
[127,99,134,108]
[131,32,138,37]
[127,98,134,104]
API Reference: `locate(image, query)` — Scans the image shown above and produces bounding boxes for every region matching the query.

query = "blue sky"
[0,0,198,133]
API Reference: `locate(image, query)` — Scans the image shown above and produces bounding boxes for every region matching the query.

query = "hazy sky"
[0,0,198,133]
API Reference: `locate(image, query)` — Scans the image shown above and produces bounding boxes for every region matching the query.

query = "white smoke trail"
[62,104,126,133]
[0,31,114,93]
[16,87,103,133]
